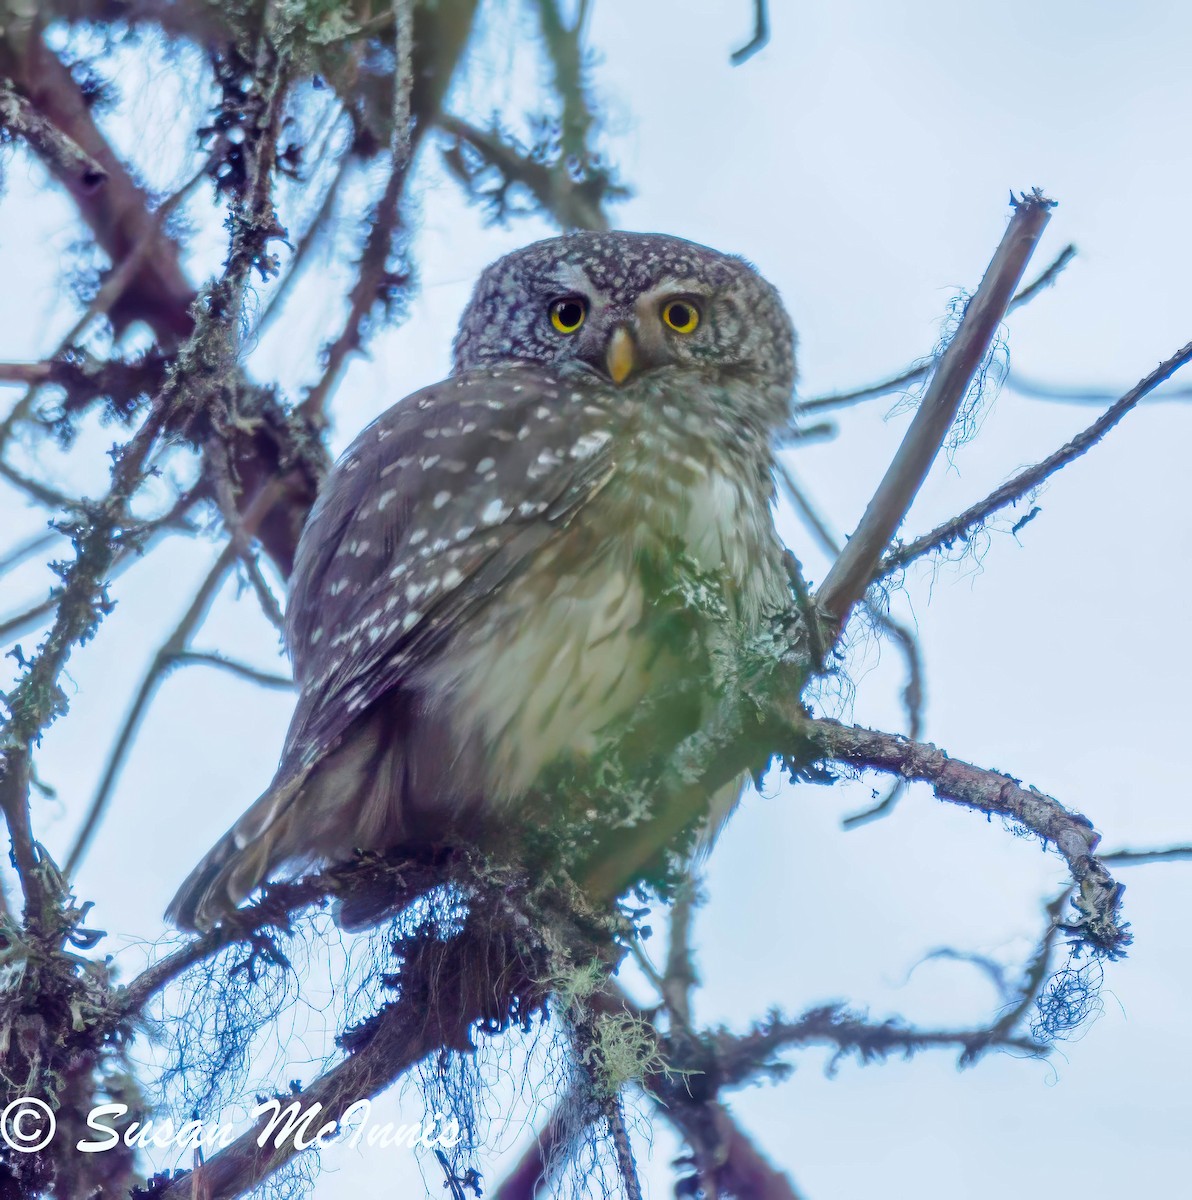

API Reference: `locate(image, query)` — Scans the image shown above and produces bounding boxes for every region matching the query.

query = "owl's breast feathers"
[168,361,787,928]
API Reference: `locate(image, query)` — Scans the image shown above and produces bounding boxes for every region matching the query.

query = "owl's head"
[452,231,796,421]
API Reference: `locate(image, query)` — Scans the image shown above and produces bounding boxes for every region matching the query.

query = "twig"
[64,545,237,877]
[607,1099,643,1200]
[983,889,1072,1047]
[252,147,353,339]
[840,609,925,828]
[1006,372,1192,405]
[795,242,1075,417]
[1100,845,1192,867]
[0,596,58,645]
[0,77,108,191]
[0,504,197,646]
[67,467,289,877]
[713,1005,1043,1084]
[437,113,611,232]
[0,161,208,450]
[297,150,411,426]
[662,875,699,1029]
[0,530,58,575]
[797,717,1128,954]
[0,363,54,387]
[173,651,292,690]
[814,191,1054,633]
[731,0,771,64]
[532,0,596,165]
[880,338,1192,578]
[0,456,80,510]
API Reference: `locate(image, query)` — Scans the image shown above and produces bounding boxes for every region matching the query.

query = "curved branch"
[799,717,1127,954]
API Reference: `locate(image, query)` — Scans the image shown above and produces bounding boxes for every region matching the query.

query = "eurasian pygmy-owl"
[168,230,796,931]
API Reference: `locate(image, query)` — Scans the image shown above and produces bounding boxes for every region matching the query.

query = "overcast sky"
[2,1,1191,1197]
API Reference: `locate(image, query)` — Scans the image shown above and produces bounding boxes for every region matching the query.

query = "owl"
[168,231,796,931]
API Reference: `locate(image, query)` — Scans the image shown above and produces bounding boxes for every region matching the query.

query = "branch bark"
[814,191,1054,632]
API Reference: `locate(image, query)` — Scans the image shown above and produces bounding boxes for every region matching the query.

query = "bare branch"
[814,192,1054,633]
[0,76,107,191]
[0,529,57,575]
[1101,845,1192,867]
[437,112,612,232]
[799,717,1128,954]
[173,650,292,690]
[796,242,1076,417]
[64,545,237,877]
[1006,371,1192,405]
[297,151,412,426]
[880,338,1192,578]
[731,0,771,65]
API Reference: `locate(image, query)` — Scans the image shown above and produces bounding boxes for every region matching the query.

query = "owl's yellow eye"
[549,297,586,334]
[661,299,700,334]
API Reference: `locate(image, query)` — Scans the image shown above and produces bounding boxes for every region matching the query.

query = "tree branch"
[795,242,1075,417]
[0,75,107,190]
[798,717,1127,954]
[879,338,1192,577]
[814,191,1054,632]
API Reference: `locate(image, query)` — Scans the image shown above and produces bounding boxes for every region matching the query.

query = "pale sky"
[2,1,1191,1197]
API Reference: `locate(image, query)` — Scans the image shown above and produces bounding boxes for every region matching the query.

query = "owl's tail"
[167,704,414,930]
[165,771,310,932]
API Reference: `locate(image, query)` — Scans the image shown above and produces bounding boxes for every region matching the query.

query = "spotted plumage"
[168,231,797,931]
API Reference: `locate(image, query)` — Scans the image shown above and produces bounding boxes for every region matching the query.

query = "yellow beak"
[605,326,637,385]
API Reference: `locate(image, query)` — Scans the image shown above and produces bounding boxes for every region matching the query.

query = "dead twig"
[797,716,1128,954]
[879,338,1192,578]
[0,76,107,191]
[796,242,1075,417]
[731,0,771,65]
[815,191,1055,633]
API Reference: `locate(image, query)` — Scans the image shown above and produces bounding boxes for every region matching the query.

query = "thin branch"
[0,161,207,450]
[1006,371,1192,405]
[0,501,198,646]
[437,112,612,232]
[0,595,58,645]
[815,191,1054,633]
[841,608,925,828]
[66,464,287,878]
[713,1005,1043,1085]
[0,455,80,510]
[252,146,353,340]
[0,529,58,575]
[296,150,411,426]
[731,0,771,64]
[64,545,237,877]
[795,242,1076,416]
[172,650,292,690]
[0,76,108,191]
[1101,845,1192,867]
[2,38,195,344]
[880,338,1192,578]
[0,362,54,387]
[662,874,699,1029]
[799,716,1128,954]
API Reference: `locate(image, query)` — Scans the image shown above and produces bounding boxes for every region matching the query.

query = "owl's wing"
[168,364,616,928]
[280,363,616,775]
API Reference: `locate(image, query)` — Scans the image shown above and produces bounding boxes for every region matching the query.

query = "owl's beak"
[604,326,638,385]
